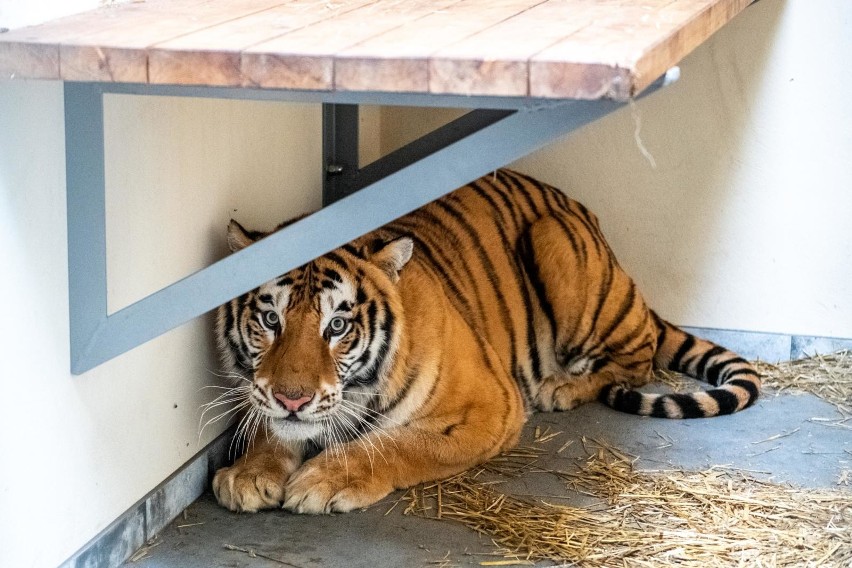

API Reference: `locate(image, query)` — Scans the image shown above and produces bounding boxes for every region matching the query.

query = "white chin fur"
[269,419,325,441]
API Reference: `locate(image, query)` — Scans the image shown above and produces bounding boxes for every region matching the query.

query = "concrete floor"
[127,384,850,568]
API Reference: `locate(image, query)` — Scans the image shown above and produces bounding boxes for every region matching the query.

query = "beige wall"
[380,0,852,339]
[0,82,322,568]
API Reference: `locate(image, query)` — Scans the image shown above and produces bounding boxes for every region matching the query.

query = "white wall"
[0,83,322,568]
[382,0,852,339]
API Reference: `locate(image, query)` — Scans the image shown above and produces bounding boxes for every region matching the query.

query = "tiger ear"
[369,237,413,283]
[227,220,258,252]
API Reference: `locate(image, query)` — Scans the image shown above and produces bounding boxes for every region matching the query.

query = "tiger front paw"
[212,461,289,513]
[282,458,392,514]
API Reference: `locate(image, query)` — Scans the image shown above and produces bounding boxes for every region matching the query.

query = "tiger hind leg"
[523,214,657,412]
[536,360,653,412]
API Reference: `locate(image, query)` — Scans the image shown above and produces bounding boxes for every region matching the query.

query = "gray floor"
[127,386,850,568]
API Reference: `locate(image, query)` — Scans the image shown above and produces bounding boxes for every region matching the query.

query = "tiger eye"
[262,310,279,328]
[328,316,347,336]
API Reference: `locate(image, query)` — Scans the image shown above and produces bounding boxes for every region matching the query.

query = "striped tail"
[599,313,761,418]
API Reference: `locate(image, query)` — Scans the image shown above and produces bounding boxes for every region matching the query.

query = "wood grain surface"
[0,0,753,100]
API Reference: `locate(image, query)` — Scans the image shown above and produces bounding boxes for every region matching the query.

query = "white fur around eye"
[319,278,356,336]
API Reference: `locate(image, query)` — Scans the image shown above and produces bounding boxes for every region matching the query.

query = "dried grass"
[754,350,852,416]
[401,440,851,567]
[653,349,852,419]
[398,351,852,565]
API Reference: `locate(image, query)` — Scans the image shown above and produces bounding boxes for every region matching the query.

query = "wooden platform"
[0,0,751,100]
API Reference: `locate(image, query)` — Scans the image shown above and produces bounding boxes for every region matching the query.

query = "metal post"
[322,103,359,205]
[65,82,109,374]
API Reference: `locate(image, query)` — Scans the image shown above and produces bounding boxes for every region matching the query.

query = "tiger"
[211,168,760,514]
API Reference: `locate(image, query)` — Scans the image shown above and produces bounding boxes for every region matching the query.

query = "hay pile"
[401,442,851,567]
[399,351,852,567]
[755,350,852,416]
[655,349,852,414]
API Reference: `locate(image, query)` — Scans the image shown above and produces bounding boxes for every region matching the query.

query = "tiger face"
[216,220,413,443]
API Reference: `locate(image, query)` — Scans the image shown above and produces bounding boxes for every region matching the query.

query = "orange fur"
[212,169,760,514]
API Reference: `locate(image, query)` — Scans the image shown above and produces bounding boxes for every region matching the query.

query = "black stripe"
[694,346,726,381]
[435,199,521,381]
[707,389,739,415]
[380,364,419,415]
[520,232,557,344]
[535,184,589,265]
[575,256,616,349]
[668,393,705,418]
[395,212,488,327]
[348,301,377,376]
[596,281,638,346]
[706,356,750,386]
[651,396,669,418]
[498,170,543,218]
[322,268,343,283]
[323,251,350,271]
[653,313,668,349]
[223,302,235,336]
[722,367,760,381]
[472,177,544,385]
[452,189,542,383]
[605,385,643,414]
[669,335,696,371]
[727,378,760,405]
[341,243,363,258]
[356,299,397,387]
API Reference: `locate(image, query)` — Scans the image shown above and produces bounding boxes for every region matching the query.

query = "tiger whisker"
[199,400,251,433]
[206,367,252,384]
[198,389,252,425]
[325,415,349,480]
[341,388,392,400]
[336,405,391,464]
[199,392,252,410]
[336,409,383,472]
[334,410,376,476]
[199,385,252,406]
[230,406,259,460]
[340,398,404,428]
[339,400,400,449]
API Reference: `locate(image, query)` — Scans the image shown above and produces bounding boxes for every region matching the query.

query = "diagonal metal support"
[66,73,676,374]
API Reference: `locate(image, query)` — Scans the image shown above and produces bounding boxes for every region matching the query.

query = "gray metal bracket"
[65,72,676,374]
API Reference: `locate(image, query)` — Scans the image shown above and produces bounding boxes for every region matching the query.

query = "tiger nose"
[273,392,314,412]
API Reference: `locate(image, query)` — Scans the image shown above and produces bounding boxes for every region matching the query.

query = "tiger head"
[215,220,413,443]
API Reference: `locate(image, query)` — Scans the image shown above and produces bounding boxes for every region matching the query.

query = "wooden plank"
[632,0,752,94]
[0,0,198,80]
[242,0,462,91]
[530,0,750,100]
[60,0,289,82]
[0,41,59,81]
[528,0,684,100]
[150,0,374,87]
[0,0,753,98]
[427,0,612,96]
[334,0,546,93]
